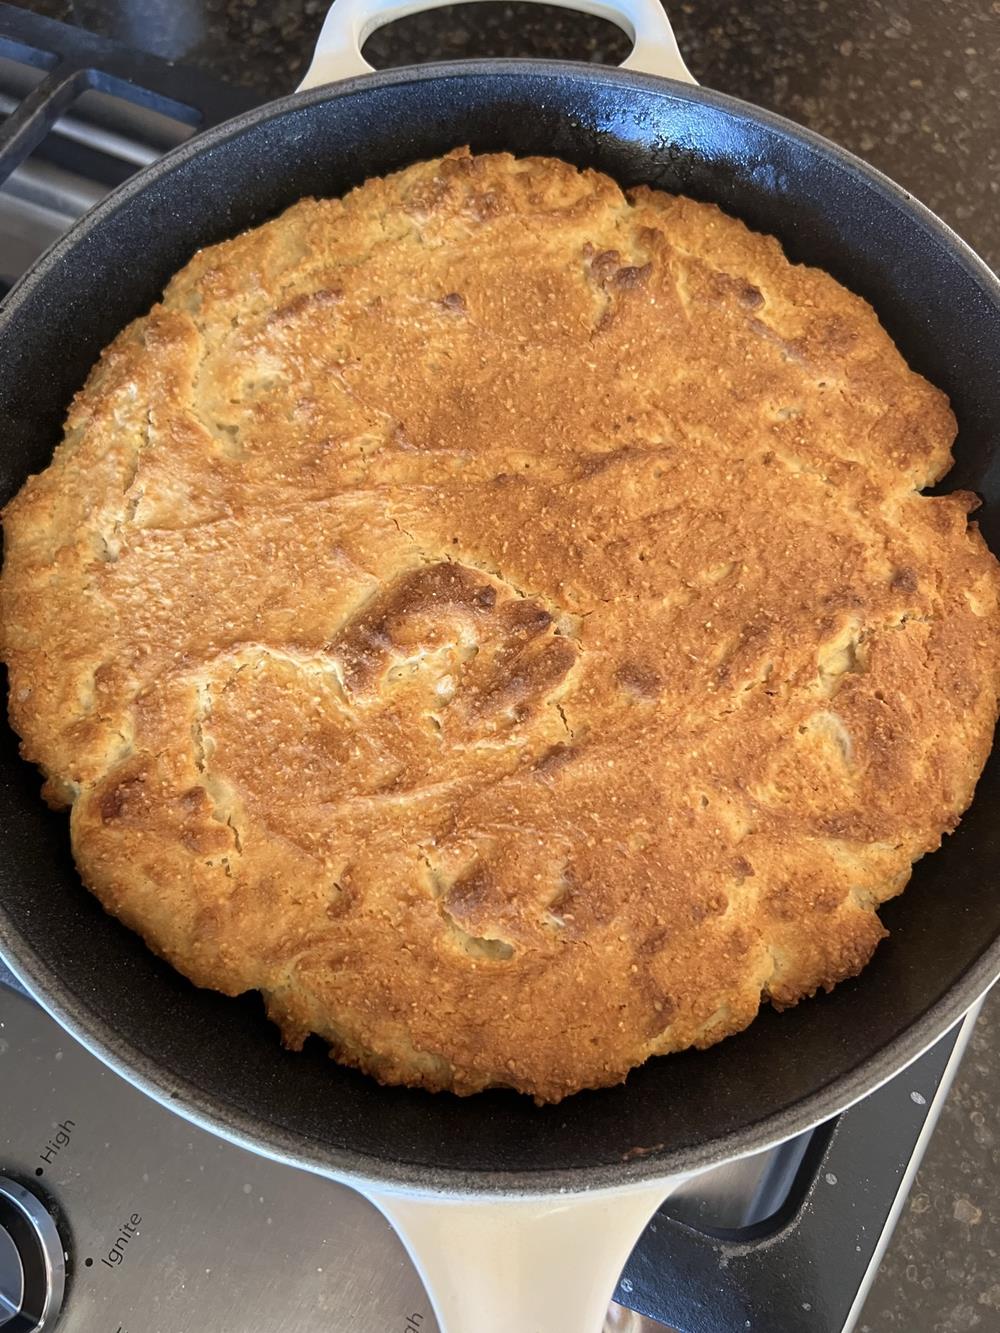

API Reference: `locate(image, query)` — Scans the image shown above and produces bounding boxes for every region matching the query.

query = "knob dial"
[0,1177,64,1332]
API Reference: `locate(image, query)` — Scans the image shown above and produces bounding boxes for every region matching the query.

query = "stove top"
[0,6,985,1331]
[0,965,977,1333]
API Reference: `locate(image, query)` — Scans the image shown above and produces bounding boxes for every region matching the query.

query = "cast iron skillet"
[0,0,998,1241]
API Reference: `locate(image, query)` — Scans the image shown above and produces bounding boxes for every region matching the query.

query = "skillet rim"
[1,57,999,1197]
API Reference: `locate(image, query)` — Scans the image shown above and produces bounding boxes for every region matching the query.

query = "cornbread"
[3,148,999,1103]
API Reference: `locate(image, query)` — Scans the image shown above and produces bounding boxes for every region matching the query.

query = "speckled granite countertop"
[10,2,1000,1329]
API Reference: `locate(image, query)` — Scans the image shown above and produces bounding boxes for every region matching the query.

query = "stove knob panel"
[0,1177,64,1332]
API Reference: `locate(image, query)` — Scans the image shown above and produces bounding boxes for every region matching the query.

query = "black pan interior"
[1,63,999,1193]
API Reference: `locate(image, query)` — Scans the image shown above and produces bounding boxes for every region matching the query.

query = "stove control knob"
[0,1177,64,1332]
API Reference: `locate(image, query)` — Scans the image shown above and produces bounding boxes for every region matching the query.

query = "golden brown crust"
[3,148,999,1102]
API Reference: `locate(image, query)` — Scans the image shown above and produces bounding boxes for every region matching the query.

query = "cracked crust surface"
[2,148,999,1102]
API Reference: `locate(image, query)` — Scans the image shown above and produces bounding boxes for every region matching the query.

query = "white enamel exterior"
[367,1178,690,1333]
[298,0,696,88]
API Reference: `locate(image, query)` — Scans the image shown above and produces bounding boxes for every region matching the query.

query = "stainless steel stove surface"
[0,7,988,1332]
[0,975,434,1333]
[0,966,977,1333]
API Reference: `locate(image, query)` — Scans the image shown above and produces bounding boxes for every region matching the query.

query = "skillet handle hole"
[361,1,633,70]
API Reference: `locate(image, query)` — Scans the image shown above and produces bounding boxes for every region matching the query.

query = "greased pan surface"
[1,62,999,1194]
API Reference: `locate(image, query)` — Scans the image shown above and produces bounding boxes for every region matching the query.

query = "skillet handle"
[362,1180,677,1333]
[298,0,696,89]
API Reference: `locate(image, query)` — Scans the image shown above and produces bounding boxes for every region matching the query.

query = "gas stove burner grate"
[0,1,255,187]
[0,1,257,289]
